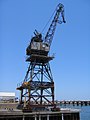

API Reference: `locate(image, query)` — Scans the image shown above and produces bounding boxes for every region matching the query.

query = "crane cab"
[26,30,50,56]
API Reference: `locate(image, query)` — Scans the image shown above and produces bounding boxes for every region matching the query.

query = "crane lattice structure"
[17,3,65,112]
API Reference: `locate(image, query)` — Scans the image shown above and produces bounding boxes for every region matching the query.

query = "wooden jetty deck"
[0,108,80,120]
[0,102,81,120]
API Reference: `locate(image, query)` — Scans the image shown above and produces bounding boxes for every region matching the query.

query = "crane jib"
[44,3,66,48]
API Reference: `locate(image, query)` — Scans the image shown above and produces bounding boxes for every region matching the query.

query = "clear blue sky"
[0,0,90,100]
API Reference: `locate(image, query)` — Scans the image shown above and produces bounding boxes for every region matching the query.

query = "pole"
[47,115,49,120]
[62,113,64,120]
[39,115,41,120]
[23,115,25,120]
[35,115,37,120]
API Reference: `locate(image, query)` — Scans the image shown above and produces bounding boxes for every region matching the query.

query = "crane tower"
[17,3,65,111]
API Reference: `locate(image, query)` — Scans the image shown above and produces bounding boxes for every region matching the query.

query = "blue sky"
[0,0,90,100]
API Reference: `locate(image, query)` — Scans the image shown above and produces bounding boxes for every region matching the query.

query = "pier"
[56,100,90,106]
[0,102,80,120]
[0,108,80,120]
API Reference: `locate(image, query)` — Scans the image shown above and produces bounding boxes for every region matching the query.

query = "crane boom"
[44,3,66,47]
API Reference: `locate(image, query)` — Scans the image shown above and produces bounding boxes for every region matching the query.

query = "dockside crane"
[17,3,66,112]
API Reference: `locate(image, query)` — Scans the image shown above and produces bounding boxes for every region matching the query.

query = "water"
[80,106,90,120]
[60,104,90,120]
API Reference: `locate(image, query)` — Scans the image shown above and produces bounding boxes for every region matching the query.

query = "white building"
[0,92,15,102]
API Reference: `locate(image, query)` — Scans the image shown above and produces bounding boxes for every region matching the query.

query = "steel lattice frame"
[17,55,55,110]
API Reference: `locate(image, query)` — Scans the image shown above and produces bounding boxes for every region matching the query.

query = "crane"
[26,3,66,56]
[17,3,66,112]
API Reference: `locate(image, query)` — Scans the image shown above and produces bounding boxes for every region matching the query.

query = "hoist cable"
[41,8,56,34]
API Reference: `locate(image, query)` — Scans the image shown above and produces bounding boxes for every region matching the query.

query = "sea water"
[60,104,90,120]
[80,105,90,120]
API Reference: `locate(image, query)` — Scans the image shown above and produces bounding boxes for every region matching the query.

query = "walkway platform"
[0,108,80,120]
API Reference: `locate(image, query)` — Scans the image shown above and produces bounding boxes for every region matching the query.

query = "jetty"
[0,108,80,120]
[56,100,90,106]
[0,102,80,120]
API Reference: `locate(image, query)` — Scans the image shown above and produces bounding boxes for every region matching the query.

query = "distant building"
[0,92,15,102]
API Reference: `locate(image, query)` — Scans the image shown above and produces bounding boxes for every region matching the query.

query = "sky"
[0,0,90,101]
